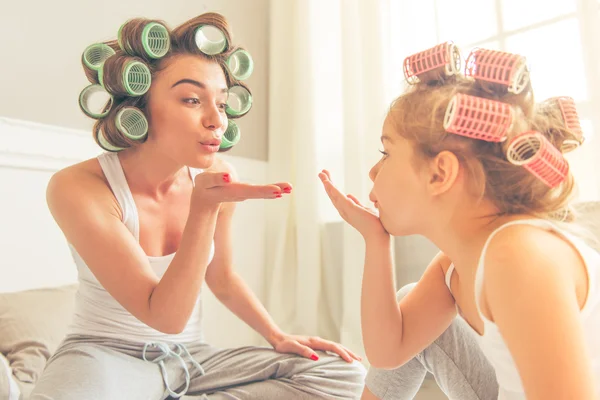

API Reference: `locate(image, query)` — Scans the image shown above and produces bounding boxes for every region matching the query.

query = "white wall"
[0,0,269,161]
[0,117,269,348]
[395,235,439,287]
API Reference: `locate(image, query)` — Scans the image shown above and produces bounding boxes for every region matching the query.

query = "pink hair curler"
[465,49,530,94]
[506,131,569,188]
[553,96,584,151]
[443,93,513,142]
[403,41,462,84]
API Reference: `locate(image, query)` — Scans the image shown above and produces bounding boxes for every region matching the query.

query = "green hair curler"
[220,120,241,150]
[118,21,170,59]
[99,60,151,96]
[117,22,128,53]
[225,85,253,117]
[116,107,149,140]
[98,64,105,87]
[82,43,115,72]
[141,22,170,59]
[194,25,228,55]
[96,129,124,152]
[79,84,113,119]
[123,60,152,96]
[226,49,254,81]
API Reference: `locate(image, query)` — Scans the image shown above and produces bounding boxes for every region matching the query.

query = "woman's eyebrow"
[171,79,228,93]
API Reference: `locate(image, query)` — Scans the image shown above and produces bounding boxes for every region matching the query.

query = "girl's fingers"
[347,194,362,206]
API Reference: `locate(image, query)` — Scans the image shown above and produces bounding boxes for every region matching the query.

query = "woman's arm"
[206,162,362,362]
[204,199,284,343]
[47,161,285,334]
[483,225,597,399]
[47,166,221,334]
[206,199,362,362]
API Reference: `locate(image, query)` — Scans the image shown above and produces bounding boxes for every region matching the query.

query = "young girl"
[31,12,365,400]
[320,42,599,399]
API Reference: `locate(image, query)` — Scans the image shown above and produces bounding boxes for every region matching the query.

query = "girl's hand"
[270,333,362,363]
[318,169,386,239]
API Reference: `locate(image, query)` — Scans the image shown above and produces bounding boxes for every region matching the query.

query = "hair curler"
[506,131,569,188]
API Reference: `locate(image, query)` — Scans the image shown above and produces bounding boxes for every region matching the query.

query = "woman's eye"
[218,103,227,111]
[379,149,388,158]
[184,98,200,105]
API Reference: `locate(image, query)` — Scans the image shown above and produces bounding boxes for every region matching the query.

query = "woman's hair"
[390,45,584,222]
[80,13,249,151]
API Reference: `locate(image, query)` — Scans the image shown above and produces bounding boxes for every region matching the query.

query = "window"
[390,0,600,201]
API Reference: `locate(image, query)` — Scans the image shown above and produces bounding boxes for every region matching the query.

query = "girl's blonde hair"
[389,58,583,222]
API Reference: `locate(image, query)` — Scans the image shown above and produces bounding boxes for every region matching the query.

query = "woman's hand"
[270,332,362,363]
[318,169,386,239]
[192,171,292,208]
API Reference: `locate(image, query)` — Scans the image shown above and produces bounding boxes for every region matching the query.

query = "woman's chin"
[188,152,216,169]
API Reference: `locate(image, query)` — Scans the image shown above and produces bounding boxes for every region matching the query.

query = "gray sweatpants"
[365,284,499,400]
[30,335,366,400]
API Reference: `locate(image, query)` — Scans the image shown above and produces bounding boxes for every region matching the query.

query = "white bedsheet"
[0,355,20,400]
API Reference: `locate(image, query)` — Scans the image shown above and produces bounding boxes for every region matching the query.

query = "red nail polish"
[223,174,230,183]
[274,191,281,195]
[276,194,282,198]
[284,187,292,193]
[311,354,319,361]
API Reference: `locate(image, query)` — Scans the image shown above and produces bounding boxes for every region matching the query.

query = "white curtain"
[265,0,393,358]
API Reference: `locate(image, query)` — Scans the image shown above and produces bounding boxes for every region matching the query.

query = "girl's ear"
[427,150,460,196]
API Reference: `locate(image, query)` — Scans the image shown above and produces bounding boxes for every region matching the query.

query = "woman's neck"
[117,143,190,197]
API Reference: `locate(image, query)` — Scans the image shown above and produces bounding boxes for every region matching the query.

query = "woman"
[31,12,365,400]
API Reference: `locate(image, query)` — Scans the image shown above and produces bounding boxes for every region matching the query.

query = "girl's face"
[368,115,432,236]
[146,54,229,168]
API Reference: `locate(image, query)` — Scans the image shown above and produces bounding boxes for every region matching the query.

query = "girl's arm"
[362,240,457,369]
[318,169,457,369]
[483,225,597,399]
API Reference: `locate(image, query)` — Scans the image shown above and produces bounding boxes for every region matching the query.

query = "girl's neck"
[425,205,535,276]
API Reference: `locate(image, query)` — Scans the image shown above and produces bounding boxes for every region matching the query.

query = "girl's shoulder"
[480,218,590,316]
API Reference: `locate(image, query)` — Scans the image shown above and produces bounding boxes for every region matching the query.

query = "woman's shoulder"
[47,157,119,218]
[49,158,106,191]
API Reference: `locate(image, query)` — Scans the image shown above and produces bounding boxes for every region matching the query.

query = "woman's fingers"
[306,337,354,363]
[194,171,233,189]
[208,182,291,201]
[273,182,293,194]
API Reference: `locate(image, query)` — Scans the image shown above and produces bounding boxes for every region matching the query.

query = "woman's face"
[146,54,229,168]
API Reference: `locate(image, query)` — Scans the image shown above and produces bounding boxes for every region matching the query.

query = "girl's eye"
[218,103,227,111]
[379,149,388,158]
[184,98,200,104]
